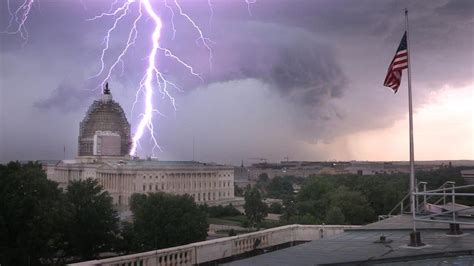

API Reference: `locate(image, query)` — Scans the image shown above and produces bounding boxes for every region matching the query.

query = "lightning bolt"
[2,0,35,44]
[90,0,210,157]
[2,0,256,158]
[245,0,256,16]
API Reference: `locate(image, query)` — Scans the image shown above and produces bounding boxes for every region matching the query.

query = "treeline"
[252,166,470,225]
[0,162,208,265]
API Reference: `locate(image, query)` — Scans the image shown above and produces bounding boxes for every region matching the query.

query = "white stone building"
[44,84,234,207]
[46,159,235,207]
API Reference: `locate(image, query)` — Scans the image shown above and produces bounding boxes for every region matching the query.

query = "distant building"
[461,169,474,185]
[245,160,442,179]
[45,84,234,207]
[46,159,234,207]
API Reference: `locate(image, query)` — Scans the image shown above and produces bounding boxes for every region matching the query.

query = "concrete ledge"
[69,224,359,266]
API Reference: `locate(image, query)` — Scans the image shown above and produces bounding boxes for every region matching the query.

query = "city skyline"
[1,0,473,164]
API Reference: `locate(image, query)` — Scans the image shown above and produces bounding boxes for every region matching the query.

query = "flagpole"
[405,9,418,236]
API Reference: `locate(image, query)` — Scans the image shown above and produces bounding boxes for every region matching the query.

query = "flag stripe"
[383,32,408,93]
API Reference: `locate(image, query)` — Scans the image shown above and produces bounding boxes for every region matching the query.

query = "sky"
[0,0,473,164]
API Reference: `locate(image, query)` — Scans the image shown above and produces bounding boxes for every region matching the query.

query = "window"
[143,184,146,191]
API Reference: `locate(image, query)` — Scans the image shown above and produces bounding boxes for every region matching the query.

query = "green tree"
[325,206,345,224]
[288,214,318,225]
[115,221,137,254]
[244,187,268,228]
[281,198,298,222]
[234,185,244,197]
[64,179,119,260]
[329,186,374,224]
[258,173,269,183]
[269,202,283,214]
[130,193,208,251]
[266,176,294,199]
[0,161,66,266]
[296,176,333,220]
[256,173,270,193]
[207,204,241,218]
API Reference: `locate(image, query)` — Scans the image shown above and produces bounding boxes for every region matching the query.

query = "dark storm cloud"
[1,0,473,162]
[33,80,96,112]
[435,0,474,17]
[203,22,346,112]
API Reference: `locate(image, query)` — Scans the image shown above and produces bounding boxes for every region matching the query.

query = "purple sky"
[0,0,473,164]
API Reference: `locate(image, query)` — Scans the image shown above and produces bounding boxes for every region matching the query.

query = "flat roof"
[51,159,233,171]
[226,215,474,265]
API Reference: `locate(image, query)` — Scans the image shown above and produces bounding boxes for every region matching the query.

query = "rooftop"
[226,215,474,265]
[50,159,233,170]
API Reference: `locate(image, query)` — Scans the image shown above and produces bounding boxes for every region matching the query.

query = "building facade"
[47,160,234,207]
[45,85,234,207]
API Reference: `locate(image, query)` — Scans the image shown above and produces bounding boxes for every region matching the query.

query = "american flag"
[384,32,408,93]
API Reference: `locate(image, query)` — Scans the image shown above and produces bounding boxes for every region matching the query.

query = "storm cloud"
[33,81,95,112]
[1,0,472,162]
[204,22,346,115]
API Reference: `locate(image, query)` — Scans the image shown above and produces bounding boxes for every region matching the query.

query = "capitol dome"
[78,83,131,157]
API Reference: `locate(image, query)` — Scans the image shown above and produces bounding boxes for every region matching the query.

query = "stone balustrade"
[70,224,359,266]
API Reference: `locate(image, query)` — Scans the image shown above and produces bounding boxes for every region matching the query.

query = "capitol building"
[45,85,234,207]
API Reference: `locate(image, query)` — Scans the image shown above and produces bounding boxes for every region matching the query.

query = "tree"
[258,173,269,183]
[64,179,119,260]
[130,193,208,251]
[115,221,137,254]
[207,204,241,218]
[329,186,374,225]
[266,176,294,199]
[0,161,66,266]
[256,173,269,193]
[281,198,298,222]
[288,214,318,225]
[325,206,345,224]
[244,187,268,228]
[234,185,244,197]
[269,202,283,214]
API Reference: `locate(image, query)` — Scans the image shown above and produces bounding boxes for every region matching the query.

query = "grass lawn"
[209,217,241,226]
[209,215,282,229]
